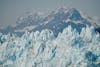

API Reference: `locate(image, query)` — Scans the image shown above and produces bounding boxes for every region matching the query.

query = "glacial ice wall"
[0,26,100,67]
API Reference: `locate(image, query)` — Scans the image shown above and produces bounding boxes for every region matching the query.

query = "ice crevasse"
[0,25,100,67]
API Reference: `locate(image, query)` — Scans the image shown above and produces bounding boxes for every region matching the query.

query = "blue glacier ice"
[0,25,100,67]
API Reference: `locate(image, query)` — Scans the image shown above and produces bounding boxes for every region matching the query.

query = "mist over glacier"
[0,25,100,67]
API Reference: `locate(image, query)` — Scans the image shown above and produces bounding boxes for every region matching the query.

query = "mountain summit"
[67,8,83,20]
[0,7,99,36]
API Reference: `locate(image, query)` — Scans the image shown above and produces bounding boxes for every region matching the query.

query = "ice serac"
[0,25,100,67]
[0,7,100,36]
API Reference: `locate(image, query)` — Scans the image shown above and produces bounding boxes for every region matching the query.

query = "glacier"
[0,25,100,67]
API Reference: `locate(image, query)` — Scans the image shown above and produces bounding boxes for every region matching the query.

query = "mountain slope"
[0,7,99,36]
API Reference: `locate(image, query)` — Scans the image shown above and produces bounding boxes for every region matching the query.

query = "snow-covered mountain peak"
[67,8,82,20]
[0,7,100,36]
[47,7,83,22]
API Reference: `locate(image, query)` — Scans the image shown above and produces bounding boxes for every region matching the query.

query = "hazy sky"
[0,0,100,28]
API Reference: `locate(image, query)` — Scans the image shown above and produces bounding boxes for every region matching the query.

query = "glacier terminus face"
[0,25,100,67]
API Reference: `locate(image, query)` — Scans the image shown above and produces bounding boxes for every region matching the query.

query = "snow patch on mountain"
[15,25,38,32]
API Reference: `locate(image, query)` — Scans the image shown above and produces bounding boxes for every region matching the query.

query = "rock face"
[0,7,99,36]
